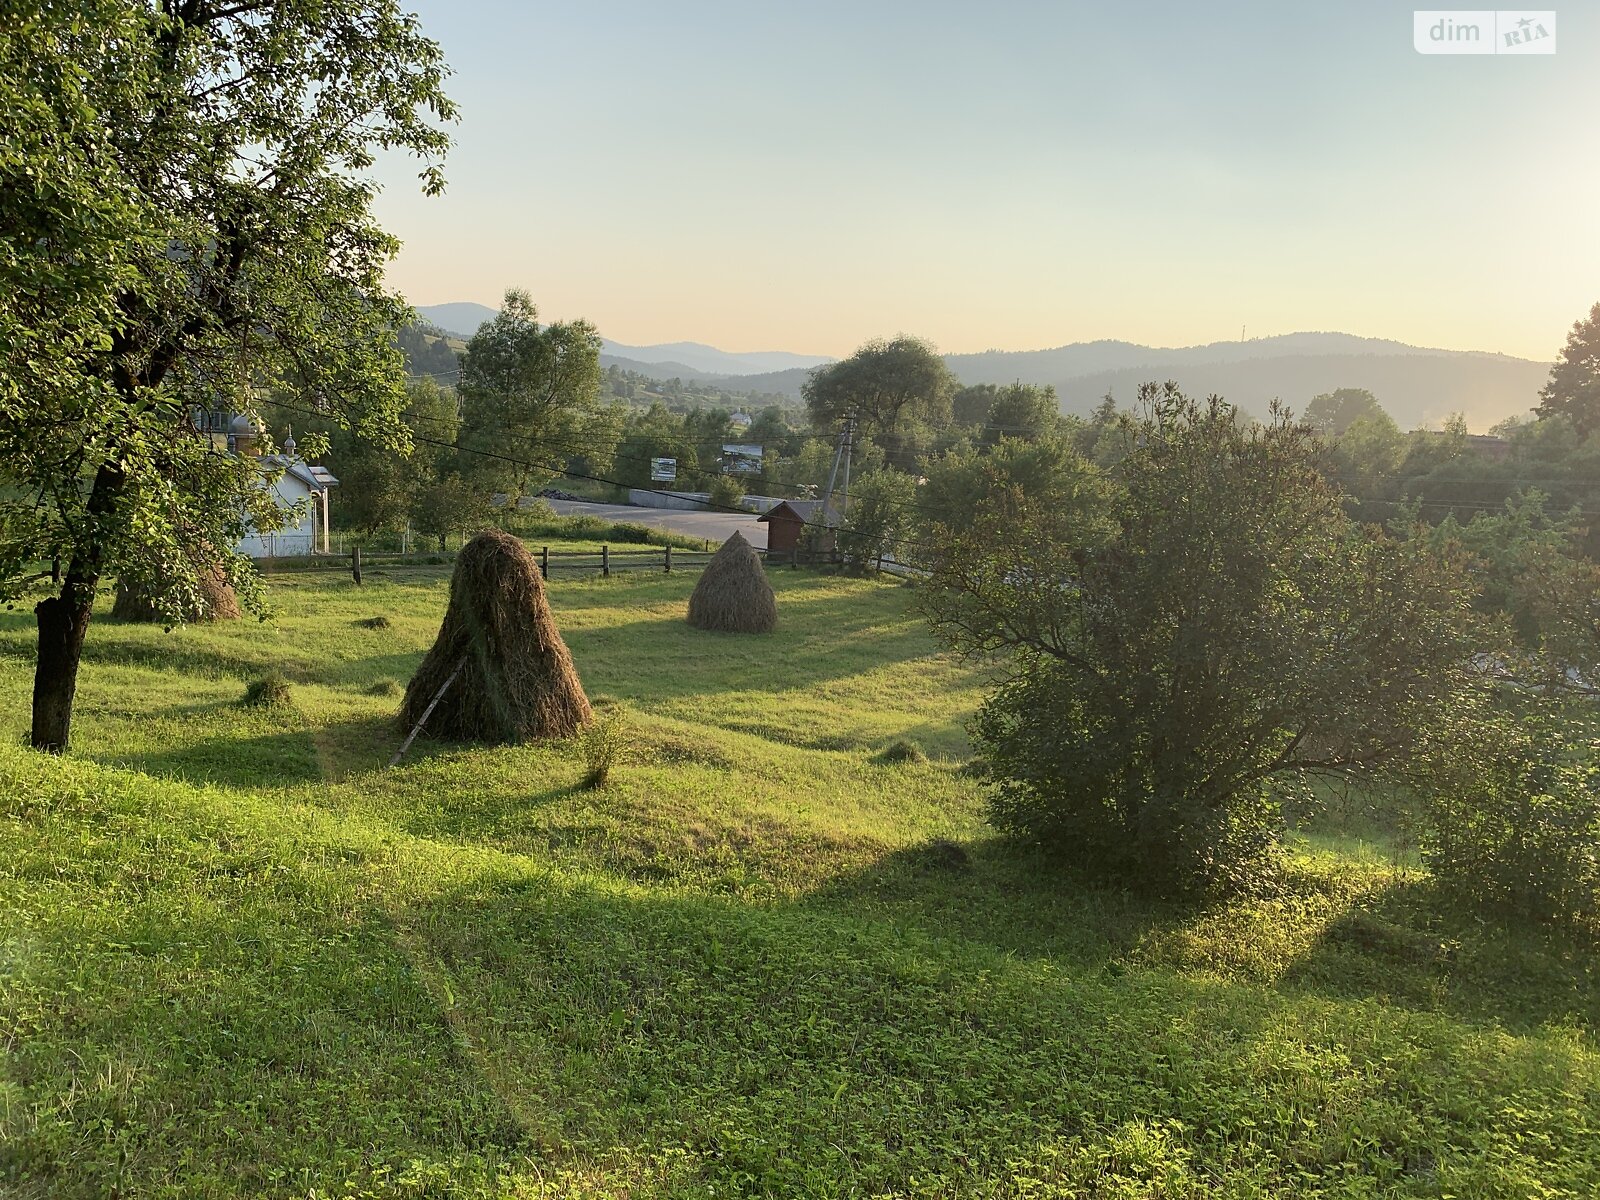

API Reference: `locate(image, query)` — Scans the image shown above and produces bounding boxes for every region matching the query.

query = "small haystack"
[398,529,591,744]
[687,530,776,633]
[112,562,241,623]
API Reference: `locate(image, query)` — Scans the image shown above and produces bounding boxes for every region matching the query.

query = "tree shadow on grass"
[392,868,1600,1197]
[1281,875,1600,1032]
[804,837,1600,1035]
[798,837,1179,972]
[98,724,325,789]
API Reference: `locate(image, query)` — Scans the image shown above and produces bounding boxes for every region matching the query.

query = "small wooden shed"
[758,500,835,558]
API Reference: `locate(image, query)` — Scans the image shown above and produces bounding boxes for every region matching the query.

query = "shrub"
[838,469,916,573]
[1424,750,1600,927]
[921,384,1492,900]
[707,473,746,511]
[356,615,391,629]
[876,739,927,765]
[579,707,630,789]
[242,672,293,708]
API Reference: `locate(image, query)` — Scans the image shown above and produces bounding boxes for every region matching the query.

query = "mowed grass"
[2,560,1599,1198]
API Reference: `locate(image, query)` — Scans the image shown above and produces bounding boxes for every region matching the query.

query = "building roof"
[260,455,339,490]
[758,499,835,525]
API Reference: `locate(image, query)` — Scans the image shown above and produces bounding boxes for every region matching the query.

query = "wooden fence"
[536,544,720,577]
[266,542,845,580]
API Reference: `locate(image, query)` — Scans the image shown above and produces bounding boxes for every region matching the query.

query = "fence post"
[664,544,672,573]
[540,545,549,580]
[352,546,362,585]
[602,544,609,578]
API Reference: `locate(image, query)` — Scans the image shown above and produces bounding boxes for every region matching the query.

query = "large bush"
[1424,733,1600,926]
[919,384,1493,898]
[837,469,917,572]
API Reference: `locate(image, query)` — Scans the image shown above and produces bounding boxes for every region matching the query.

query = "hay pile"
[398,529,591,744]
[113,563,241,623]
[687,530,776,633]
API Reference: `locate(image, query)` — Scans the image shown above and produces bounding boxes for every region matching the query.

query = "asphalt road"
[545,499,768,550]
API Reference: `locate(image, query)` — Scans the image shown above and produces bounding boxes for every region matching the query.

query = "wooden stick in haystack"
[397,530,591,745]
[686,530,777,633]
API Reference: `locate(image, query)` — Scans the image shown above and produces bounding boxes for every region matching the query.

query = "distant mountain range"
[415,304,1549,431]
[414,303,831,378]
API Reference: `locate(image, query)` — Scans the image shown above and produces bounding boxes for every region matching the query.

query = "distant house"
[728,410,753,433]
[758,499,837,557]
[237,453,338,557]
[202,411,339,557]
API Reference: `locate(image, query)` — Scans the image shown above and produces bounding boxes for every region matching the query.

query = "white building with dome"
[195,409,338,557]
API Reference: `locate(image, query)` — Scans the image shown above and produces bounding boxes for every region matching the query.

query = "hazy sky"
[370,1,1600,360]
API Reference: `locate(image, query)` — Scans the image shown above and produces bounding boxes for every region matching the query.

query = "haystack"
[398,529,591,744]
[687,530,776,633]
[112,563,241,623]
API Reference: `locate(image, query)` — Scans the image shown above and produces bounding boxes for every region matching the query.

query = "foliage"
[837,468,917,571]
[1304,387,1388,437]
[920,383,1493,897]
[981,383,1060,445]
[951,383,999,427]
[456,289,605,498]
[411,472,494,551]
[706,472,746,509]
[1539,301,1600,436]
[1423,718,1600,926]
[579,705,630,788]
[802,335,956,469]
[321,378,462,536]
[0,0,454,749]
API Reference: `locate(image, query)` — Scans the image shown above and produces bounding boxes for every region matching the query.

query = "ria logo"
[1413,10,1556,53]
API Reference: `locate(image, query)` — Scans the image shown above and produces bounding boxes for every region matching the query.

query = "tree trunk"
[31,463,123,753]
[31,576,95,753]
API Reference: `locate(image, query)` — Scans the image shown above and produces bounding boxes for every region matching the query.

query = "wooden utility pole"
[817,412,854,528]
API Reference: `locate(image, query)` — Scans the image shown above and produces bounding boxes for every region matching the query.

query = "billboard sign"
[721,443,763,475]
[650,457,677,482]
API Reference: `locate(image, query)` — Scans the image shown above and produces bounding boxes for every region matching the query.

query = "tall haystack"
[398,529,591,744]
[112,563,241,623]
[687,530,777,633]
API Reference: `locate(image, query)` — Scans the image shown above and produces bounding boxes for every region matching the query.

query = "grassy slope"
[1,564,1598,1198]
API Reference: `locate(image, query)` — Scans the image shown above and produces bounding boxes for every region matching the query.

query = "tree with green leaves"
[837,469,917,572]
[951,383,998,428]
[916,383,1491,898]
[1538,302,1600,436]
[981,383,1059,446]
[455,290,604,499]
[0,0,454,751]
[411,472,493,552]
[322,378,461,537]
[1303,387,1389,437]
[802,336,956,470]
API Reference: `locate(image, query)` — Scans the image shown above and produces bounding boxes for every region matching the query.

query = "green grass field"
[3,558,1599,1198]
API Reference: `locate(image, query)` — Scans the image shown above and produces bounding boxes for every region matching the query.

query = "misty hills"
[414,303,831,378]
[945,333,1548,430]
[415,304,1550,431]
